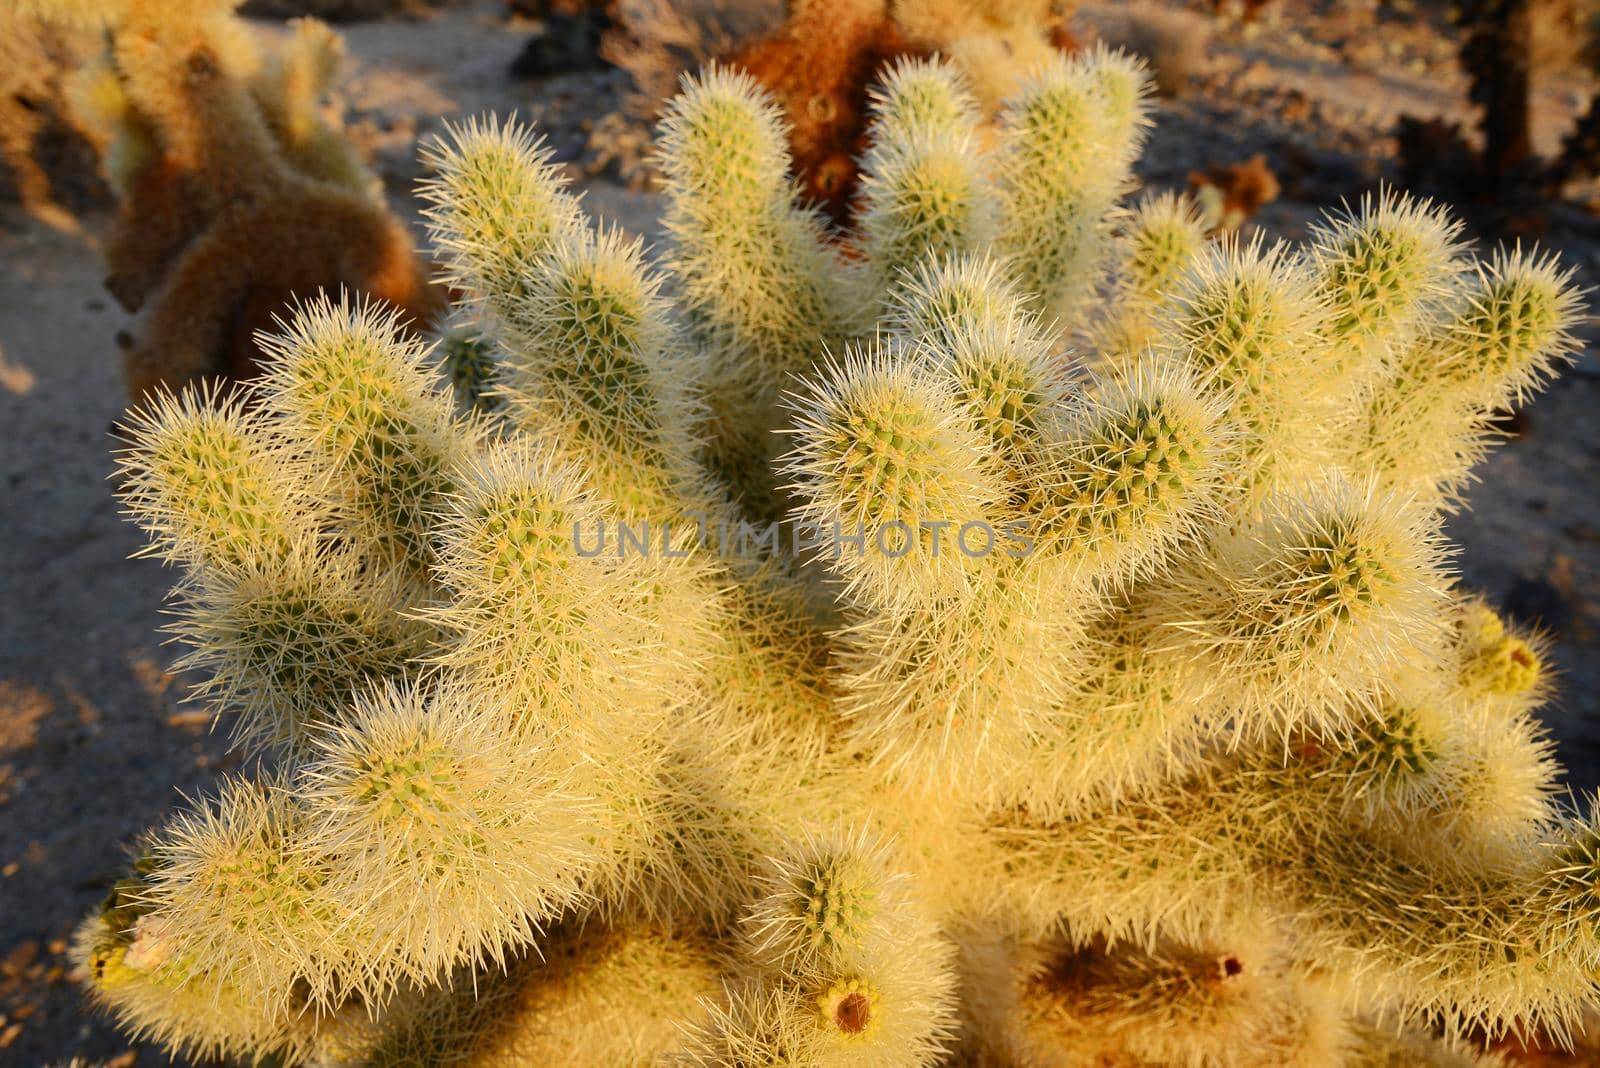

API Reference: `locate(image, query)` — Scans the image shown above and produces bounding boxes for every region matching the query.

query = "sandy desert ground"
[0,1,1597,1062]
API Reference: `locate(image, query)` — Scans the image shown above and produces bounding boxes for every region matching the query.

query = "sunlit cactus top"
[78,47,1593,1068]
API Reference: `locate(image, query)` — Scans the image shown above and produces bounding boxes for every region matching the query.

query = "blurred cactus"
[583,0,1074,220]
[724,0,1077,224]
[0,10,105,230]
[79,46,1595,1067]
[24,0,445,403]
[1400,0,1600,218]
[600,0,785,120]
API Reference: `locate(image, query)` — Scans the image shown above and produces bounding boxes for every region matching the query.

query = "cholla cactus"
[79,47,1594,1067]
[593,0,1073,221]
[23,0,444,401]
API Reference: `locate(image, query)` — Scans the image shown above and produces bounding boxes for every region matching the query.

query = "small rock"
[0,941,38,979]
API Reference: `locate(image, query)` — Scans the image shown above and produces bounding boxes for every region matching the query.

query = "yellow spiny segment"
[252,18,369,195]
[885,251,1035,354]
[351,923,726,1067]
[63,60,153,196]
[1424,247,1584,409]
[1168,236,1323,393]
[296,680,597,1000]
[995,741,1590,1038]
[1022,361,1229,587]
[1093,193,1209,368]
[73,911,305,1065]
[1009,602,1214,819]
[924,302,1064,480]
[997,48,1151,331]
[657,66,858,516]
[859,60,994,307]
[783,344,1002,611]
[424,442,664,732]
[418,115,584,311]
[1152,477,1451,735]
[1121,193,1207,307]
[866,57,982,146]
[255,294,474,579]
[657,64,793,211]
[1286,815,1596,1041]
[115,385,308,570]
[747,827,900,975]
[858,127,998,308]
[1153,235,1329,498]
[986,762,1264,946]
[1353,249,1583,504]
[1085,43,1156,163]
[834,564,1079,806]
[1273,670,1556,873]
[1312,190,1465,345]
[169,544,433,752]
[432,514,699,933]
[493,224,711,525]
[72,782,341,1063]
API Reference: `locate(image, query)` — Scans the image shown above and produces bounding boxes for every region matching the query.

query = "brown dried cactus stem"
[1460,0,1535,188]
[1553,89,1600,187]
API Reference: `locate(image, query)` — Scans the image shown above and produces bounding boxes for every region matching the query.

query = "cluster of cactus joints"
[78,43,1596,1068]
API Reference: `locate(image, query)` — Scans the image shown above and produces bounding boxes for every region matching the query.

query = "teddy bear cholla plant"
[76,46,1592,1066]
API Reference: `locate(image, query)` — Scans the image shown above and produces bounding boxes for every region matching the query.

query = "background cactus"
[1396,0,1600,226]
[18,0,445,402]
[76,45,1594,1067]
[578,0,1075,215]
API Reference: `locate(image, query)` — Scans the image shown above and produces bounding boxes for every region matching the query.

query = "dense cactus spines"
[82,46,1595,1067]
[1150,476,1453,735]
[998,47,1151,331]
[680,826,958,1066]
[419,116,585,319]
[1022,359,1229,586]
[857,64,994,306]
[1354,244,1582,506]
[783,344,1001,610]
[657,65,859,515]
